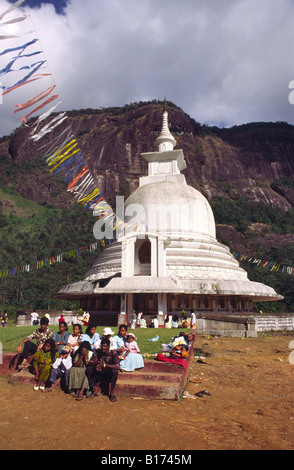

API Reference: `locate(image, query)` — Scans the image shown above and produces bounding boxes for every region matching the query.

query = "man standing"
[31,310,39,325]
[82,311,90,326]
[190,310,196,329]
[136,311,143,327]
[130,310,137,329]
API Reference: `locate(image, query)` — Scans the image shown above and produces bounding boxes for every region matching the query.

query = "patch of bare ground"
[1,333,294,450]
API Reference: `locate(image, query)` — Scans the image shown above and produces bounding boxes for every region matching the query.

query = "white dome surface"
[124,180,216,239]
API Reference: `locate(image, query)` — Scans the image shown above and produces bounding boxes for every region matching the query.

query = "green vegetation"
[0,179,101,317]
[210,196,294,312]
[240,261,294,313]
[210,196,294,234]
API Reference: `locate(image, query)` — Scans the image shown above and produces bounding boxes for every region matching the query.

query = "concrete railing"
[195,312,294,337]
[254,314,294,332]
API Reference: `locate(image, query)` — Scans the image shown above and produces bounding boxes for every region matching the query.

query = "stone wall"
[195,313,294,338]
[196,313,257,338]
[16,311,78,327]
[254,314,294,332]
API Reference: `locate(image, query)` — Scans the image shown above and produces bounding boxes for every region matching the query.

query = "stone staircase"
[116,359,186,400]
[3,356,188,400]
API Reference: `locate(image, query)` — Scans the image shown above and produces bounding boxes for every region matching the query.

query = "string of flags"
[0,0,152,280]
[232,251,294,276]
[0,240,106,279]
[0,0,115,222]
[0,0,148,240]
[2,239,294,280]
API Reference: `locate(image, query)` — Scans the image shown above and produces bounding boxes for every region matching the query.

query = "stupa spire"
[154,98,176,152]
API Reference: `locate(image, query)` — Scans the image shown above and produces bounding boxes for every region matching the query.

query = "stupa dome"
[124,180,216,240]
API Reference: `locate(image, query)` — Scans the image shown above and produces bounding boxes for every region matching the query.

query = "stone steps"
[116,360,185,400]
[1,330,196,401]
[118,370,182,383]
[6,360,185,400]
[116,377,182,400]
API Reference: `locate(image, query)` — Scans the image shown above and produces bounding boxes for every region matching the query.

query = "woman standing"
[130,310,137,329]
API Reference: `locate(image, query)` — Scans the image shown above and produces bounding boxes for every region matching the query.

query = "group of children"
[16,317,144,402]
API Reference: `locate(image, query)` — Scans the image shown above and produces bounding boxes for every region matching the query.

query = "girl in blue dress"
[113,325,144,372]
[82,324,100,350]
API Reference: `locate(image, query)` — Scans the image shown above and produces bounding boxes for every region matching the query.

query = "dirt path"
[1,333,294,451]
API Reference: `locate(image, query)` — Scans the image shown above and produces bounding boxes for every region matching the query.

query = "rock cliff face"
[1,101,294,212]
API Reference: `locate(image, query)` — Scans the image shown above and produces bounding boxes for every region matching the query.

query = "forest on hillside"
[0,199,101,317]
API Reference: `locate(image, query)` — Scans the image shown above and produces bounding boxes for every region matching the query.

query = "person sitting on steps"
[86,337,120,402]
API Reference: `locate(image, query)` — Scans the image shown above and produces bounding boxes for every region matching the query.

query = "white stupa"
[56,104,282,325]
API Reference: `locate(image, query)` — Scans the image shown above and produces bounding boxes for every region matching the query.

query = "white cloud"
[1,0,294,137]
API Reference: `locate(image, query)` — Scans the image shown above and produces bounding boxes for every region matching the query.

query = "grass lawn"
[0,323,190,356]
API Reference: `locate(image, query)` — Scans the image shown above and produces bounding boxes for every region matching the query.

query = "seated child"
[119,333,140,359]
[119,333,144,372]
[44,345,72,392]
[32,339,58,391]
[67,323,83,355]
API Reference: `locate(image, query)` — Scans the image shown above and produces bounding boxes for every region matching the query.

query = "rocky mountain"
[1,101,294,208]
[1,101,294,252]
[1,100,294,312]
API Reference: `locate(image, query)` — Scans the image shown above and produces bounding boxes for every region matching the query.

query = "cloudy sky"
[1,0,294,137]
